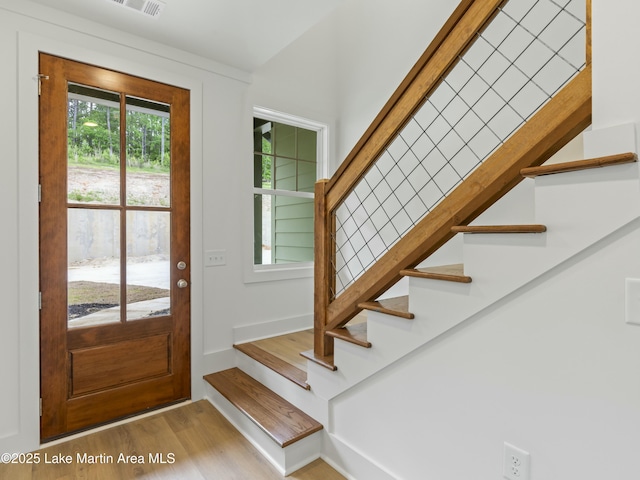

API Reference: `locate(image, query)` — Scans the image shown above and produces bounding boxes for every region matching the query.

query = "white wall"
[333,0,457,162]
[252,0,457,172]
[331,220,640,479]
[0,17,22,447]
[592,0,640,142]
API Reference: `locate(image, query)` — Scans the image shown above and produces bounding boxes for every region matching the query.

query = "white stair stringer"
[308,159,640,401]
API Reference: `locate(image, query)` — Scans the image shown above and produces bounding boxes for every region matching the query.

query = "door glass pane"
[126,210,171,321]
[67,84,121,205]
[126,96,171,207]
[67,209,121,328]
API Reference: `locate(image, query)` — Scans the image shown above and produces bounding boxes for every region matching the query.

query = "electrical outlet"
[205,249,226,267]
[503,443,530,480]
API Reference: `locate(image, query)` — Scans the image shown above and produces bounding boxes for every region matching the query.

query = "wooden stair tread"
[451,224,547,234]
[203,368,322,447]
[520,152,638,178]
[400,263,471,283]
[358,295,414,319]
[234,343,310,390]
[326,322,371,348]
[300,349,336,371]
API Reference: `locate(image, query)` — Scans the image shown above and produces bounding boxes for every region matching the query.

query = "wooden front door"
[39,53,191,441]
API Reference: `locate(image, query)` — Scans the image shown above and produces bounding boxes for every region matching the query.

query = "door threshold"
[40,400,192,448]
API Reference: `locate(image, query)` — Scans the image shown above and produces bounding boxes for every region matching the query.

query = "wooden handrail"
[314,0,592,357]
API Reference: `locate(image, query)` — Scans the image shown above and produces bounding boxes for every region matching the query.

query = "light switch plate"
[625,278,640,325]
[205,249,226,267]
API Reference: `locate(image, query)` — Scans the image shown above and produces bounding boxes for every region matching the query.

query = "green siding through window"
[254,117,317,265]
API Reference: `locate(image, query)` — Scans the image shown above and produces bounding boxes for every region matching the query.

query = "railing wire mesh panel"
[332,0,586,298]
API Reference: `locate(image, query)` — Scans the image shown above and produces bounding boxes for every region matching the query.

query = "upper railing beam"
[325,0,506,212]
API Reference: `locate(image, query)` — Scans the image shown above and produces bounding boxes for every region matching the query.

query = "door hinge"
[39,292,42,310]
[39,398,42,417]
[38,184,41,203]
[37,74,49,96]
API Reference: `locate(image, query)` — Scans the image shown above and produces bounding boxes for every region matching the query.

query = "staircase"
[201,1,607,476]
[203,123,640,477]
[307,143,640,400]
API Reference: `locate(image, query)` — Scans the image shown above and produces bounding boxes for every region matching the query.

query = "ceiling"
[25,0,345,72]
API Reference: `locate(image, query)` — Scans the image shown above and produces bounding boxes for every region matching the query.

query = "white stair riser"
[534,162,640,243]
[234,350,328,425]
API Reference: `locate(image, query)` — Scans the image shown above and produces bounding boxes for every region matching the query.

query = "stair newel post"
[314,179,334,357]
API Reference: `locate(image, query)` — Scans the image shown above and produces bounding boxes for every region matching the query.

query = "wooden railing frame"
[314,0,592,357]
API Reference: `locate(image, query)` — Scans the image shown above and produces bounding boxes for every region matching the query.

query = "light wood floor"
[0,401,345,480]
[250,329,315,372]
[247,313,368,372]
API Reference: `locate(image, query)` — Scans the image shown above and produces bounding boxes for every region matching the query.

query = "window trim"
[244,106,328,283]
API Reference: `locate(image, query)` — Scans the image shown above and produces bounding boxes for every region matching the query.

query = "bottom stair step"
[203,368,323,448]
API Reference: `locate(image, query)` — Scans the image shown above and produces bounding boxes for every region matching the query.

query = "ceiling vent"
[107,0,166,19]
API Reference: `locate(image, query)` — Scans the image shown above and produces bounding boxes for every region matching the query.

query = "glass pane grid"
[332,0,586,297]
[67,85,173,328]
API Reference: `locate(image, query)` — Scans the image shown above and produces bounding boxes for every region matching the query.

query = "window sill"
[244,262,314,283]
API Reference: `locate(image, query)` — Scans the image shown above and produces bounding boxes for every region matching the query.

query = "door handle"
[177,279,188,288]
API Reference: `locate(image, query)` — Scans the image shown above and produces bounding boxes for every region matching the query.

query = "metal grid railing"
[332,0,586,297]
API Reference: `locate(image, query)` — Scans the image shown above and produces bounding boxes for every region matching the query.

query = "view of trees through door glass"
[253,117,317,266]
[67,83,171,327]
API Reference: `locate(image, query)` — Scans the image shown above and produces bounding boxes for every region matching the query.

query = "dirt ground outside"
[68,165,170,206]
[67,166,171,320]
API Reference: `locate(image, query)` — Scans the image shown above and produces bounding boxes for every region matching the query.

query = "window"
[249,107,327,279]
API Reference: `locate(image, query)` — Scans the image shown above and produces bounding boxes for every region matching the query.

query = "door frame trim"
[16,31,205,449]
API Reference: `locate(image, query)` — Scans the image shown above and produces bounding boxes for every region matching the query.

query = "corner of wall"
[583,122,638,157]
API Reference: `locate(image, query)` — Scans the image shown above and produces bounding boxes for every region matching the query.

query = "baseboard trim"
[322,432,398,480]
[202,348,235,375]
[233,314,312,344]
